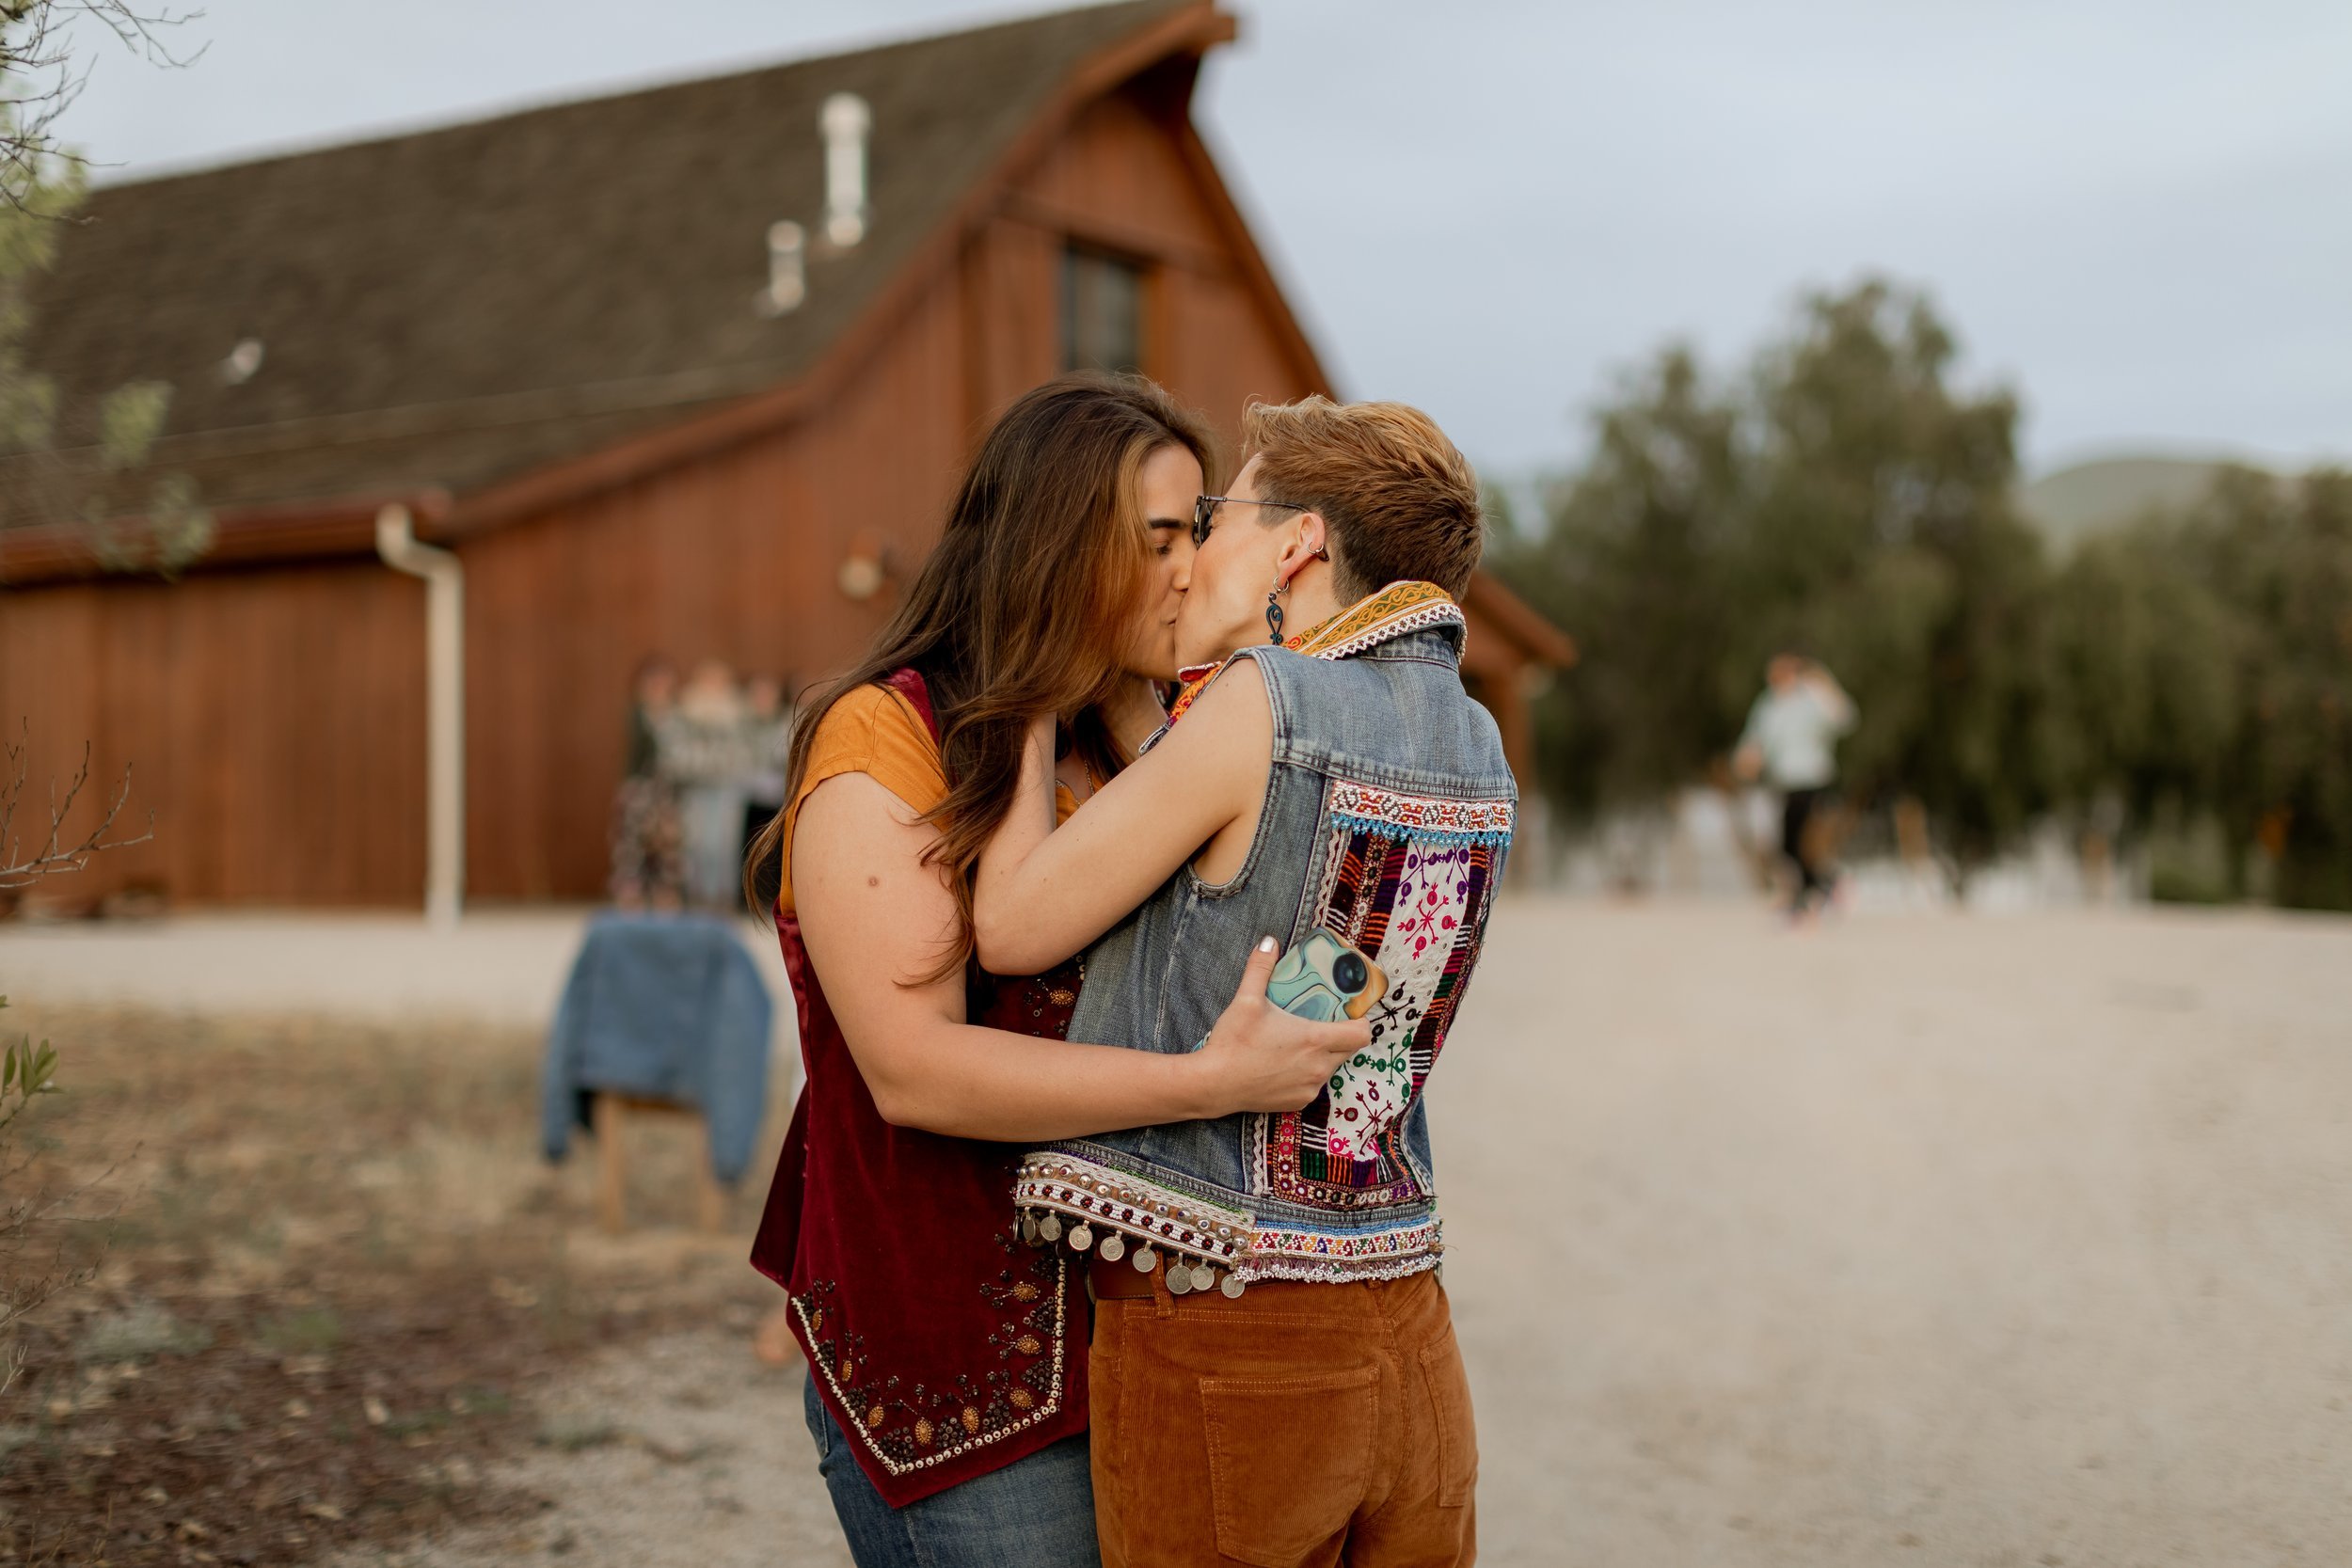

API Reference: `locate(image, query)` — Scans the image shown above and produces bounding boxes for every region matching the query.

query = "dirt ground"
[6,898,2350,1567]
[0,1005,794,1566]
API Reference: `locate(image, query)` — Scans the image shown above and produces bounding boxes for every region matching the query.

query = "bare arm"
[973,662,1273,975]
[793,768,1359,1141]
[1805,664,1856,728]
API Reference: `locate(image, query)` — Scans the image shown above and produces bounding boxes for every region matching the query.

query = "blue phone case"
[1265,928,1375,1022]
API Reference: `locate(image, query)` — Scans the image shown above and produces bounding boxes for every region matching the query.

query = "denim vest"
[1014,586,1515,1291]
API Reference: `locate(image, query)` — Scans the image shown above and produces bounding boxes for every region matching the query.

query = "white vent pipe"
[375,504,465,927]
[820,92,871,247]
[762,220,806,315]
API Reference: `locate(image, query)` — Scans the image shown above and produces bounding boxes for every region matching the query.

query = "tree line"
[1494,278,2351,910]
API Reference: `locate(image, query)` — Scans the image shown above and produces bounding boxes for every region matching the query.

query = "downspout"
[375,503,464,927]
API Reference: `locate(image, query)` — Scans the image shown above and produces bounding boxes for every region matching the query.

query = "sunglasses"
[1191,494,1309,549]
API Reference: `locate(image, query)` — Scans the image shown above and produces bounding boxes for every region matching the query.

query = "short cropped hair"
[1239,396,1484,600]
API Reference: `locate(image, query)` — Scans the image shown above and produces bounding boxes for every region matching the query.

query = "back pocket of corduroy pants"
[1200,1365,1379,1568]
[1418,1325,1478,1508]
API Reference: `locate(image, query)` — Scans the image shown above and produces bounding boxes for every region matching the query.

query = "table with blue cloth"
[542,911,773,1187]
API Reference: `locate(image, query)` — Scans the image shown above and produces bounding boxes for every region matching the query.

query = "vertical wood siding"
[0,82,1538,907]
[0,562,425,905]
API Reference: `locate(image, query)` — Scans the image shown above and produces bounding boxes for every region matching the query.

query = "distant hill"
[2017,454,2265,551]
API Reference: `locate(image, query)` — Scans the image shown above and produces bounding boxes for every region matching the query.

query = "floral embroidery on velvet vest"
[751,669,1090,1505]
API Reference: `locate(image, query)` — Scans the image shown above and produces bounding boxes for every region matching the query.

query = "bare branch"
[0,724,151,890]
[0,2,208,210]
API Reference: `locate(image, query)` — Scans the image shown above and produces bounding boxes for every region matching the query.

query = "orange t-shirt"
[776,682,1073,916]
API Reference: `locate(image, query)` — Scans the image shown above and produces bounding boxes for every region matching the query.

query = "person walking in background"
[1735,651,1856,917]
[609,654,685,911]
[738,673,794,880]
[662,659,752,911]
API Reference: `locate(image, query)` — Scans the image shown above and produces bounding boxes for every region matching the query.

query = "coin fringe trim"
[1018,1154,1448,1283]
[1016,1155,1253,1265]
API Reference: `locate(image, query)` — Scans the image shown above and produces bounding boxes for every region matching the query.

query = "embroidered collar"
[1162,581,1462,731]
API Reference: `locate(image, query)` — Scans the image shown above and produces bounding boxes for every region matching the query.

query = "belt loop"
[1151,1258,1176,1320]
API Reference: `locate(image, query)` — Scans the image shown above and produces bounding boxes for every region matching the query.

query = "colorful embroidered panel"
[1159,580,1463,733]
[1257,779,1509,1211]
[1287,580,1466,661]
[1244,1214,1446,1284]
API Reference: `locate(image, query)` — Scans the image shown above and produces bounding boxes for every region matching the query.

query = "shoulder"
[1189,652,1271,719]
[822,679,916,730]
[1159,656,1272,768]
[799,682,946,812]
[810,681,926,752]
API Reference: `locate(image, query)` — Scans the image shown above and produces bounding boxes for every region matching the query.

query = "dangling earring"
[1264,579,1288,644]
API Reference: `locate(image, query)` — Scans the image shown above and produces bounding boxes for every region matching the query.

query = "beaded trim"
[1016,1152,1447,1285]
[1014,1155,1253,1266]
[1326,780,1515,847]
[1239,1215,1444,1283]
[1240,1248,1444,1286]
[791,1248,1069,1478]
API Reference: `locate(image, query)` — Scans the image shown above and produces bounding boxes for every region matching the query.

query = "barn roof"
[4,0,1206,531]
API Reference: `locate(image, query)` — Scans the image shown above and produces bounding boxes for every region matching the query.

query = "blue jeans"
[802,1372,1100,1567]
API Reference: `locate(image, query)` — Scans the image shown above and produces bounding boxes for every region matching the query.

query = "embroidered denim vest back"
[1015,601,1515,1287]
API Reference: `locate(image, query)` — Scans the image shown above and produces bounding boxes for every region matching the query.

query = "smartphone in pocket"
[1265,927,1388,1022]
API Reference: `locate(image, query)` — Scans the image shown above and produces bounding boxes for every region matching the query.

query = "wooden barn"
[0,0,1572,912]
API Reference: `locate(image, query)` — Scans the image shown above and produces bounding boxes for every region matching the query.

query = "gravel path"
[320,899,2351,1567]
[1448,899,2352,1567]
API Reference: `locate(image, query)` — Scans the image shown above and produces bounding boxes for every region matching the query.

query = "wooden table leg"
[593,1093,628,1235]
[694,1118,726,1234]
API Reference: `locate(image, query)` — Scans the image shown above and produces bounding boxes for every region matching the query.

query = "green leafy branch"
[0,1000,59,1138]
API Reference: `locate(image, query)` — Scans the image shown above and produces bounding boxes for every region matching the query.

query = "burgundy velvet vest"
[749,669,1089,1508]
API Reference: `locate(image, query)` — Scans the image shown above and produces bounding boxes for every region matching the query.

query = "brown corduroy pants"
[1088,1263,1477,1568]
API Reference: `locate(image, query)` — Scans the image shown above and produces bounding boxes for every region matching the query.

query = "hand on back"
[1197,935,1371,1114]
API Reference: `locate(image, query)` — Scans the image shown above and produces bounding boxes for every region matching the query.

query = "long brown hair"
[742,373,1218,974]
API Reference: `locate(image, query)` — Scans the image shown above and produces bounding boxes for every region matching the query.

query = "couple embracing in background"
[747,373,1515,1568]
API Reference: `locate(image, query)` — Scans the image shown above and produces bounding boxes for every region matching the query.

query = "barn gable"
[2,0,1227,546]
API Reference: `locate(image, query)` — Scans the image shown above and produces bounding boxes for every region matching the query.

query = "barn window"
[1060,245,1144,374]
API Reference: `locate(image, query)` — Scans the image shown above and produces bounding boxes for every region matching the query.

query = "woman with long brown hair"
[744,374,1368,1567]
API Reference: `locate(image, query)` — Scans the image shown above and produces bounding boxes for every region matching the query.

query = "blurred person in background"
[609,654,683,911]
[1735,651,1857,917]
[663,659,751,910]
[740,373,1366,1568]
[738,673,794,879]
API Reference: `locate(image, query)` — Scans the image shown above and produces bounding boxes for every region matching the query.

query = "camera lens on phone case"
[1333,952,1368,993]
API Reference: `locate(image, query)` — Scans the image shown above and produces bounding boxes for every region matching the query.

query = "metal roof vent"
[759,221,806,316]
[820,92,871,248]
[220,338,264,385]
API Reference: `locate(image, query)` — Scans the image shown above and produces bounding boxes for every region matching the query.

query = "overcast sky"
[57,0,2352,480]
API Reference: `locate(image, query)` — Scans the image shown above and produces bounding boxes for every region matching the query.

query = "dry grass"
[0,1003,787,1566]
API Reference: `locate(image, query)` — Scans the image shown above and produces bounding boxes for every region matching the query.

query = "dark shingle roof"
[11,0,1191,522]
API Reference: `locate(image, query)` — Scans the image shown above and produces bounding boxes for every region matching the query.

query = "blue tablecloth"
[541,911,773,1183]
